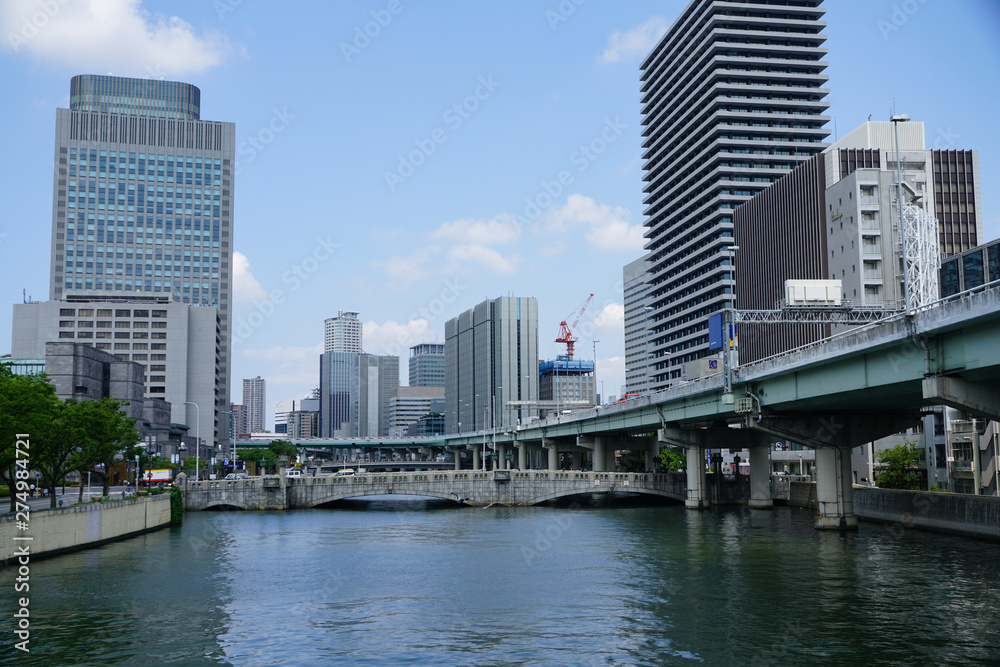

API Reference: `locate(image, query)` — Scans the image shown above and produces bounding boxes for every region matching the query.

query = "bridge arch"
[301,488,464,508]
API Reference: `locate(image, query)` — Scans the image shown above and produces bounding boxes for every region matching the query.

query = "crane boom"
[555,293,594,358]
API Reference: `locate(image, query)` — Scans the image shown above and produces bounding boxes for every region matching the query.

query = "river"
[4,497,999,666]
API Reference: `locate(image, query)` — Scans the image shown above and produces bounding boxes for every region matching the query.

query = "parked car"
[225,472,249,480]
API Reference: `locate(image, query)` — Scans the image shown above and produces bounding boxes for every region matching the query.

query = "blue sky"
[1,0,998,428]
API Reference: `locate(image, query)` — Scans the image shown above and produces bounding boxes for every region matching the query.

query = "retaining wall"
[0,494,172,565]
[853,487,1000,541]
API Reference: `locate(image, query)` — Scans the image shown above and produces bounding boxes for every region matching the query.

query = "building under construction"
[538,356,596,414]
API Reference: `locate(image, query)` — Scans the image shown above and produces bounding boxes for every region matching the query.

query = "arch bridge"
[181,470,686,510]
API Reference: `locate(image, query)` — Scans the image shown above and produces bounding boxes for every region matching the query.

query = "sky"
[1,0,998,430]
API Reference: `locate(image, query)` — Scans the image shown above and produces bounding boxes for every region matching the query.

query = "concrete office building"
[445,296,539,433]
[230,402,247,439]
[356,354,399,437]
[734,120,984,362]
[275,389,320,438]
[637,0,830,388]
[623,257,653,394]
[324,310,362,353]
[1,342,197,464]
[14,74,235,449]
[242,376,266,433]
[539,358,596,414]
[408,343,445,387]
[12,298,222,454]
[388,386,445,436]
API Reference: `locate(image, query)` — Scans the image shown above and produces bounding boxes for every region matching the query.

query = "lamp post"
[592,339,599,405]
[183,401,200,481]
[723,245,739,395]
[891,113,912,314]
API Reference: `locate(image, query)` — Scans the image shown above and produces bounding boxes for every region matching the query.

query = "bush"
[170,485,184,525]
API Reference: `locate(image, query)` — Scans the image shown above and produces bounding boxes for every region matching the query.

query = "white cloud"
[446,244,520,275]
[601,17,668,63]
[1,0,230,76]
[594,302,625,332]
[431,214,522,246]
[233,251,268,302]
[541,194,645,253]
[363,319,431,356]
[371,245,440,282]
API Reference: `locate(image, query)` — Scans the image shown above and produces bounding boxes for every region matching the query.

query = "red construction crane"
[556,293,594,358]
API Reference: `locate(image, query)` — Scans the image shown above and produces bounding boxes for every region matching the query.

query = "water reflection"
[3,503,999,666]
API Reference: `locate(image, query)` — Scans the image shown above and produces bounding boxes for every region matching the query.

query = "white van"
[285,469,303,478]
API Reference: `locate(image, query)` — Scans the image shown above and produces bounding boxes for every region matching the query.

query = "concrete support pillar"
[516,441,527,470]
[593,437,606,472]
[543,439,559,470]
[748,447,773,509]
[645,438,660,472]
[498,443,508,470]
[814,447,858,530]
[472,447,481,471]
[686,446,708,509]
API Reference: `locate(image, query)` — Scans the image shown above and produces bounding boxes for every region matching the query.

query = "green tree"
[34,399,94,508]
[75,399,140,499]
[0,366,60,512]
[874,443,922,490]
[619,450,646,472]
[659,446,687,472]
[238,446,277,474]
[268,440,298,466]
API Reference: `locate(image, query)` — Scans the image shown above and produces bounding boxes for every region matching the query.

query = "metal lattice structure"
[902,203,941,311]
[733,306,900,324]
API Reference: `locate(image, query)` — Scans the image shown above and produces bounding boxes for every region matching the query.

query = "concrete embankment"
[0,494,172,565]
[853,487,1000,541]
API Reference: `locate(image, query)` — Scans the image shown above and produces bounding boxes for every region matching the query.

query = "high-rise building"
[319,351,357,437]
[623,257,652,394]
[356,354,399,437]
[324,310,362,353]
[230,403,247,439]
[445,296,539,433]
[637,0,830,388]
[408,343,445,387]
[242,376,266,433]
[14,74,236,450]
[319,353,398,437]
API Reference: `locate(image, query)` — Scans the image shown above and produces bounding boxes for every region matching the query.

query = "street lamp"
[891,113,912,314]
[723,245,740,395]
[183,401,200,481]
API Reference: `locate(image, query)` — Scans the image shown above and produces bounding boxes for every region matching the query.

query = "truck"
[143,469,173,485]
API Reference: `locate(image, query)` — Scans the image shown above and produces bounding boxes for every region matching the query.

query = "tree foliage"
[0,366,141,507]
[0,366,60,511]
[659,446,687,472]
[875,444,922,490]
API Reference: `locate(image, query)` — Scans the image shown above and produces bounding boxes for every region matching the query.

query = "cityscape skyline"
[1,1,999,428]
